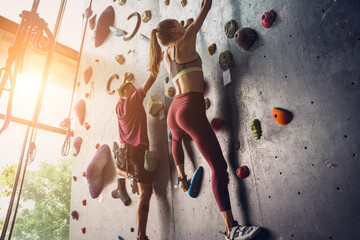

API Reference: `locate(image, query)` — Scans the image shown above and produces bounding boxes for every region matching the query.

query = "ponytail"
[149,29,162,78]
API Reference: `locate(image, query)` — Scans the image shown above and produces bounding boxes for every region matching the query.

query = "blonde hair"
[149,19,177,78]
[117,82,133,99]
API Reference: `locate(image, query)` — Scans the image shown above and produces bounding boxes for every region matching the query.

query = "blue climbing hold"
[188,166,204,198]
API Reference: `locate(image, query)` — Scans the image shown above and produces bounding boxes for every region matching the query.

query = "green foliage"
[0,158,72,240]
[0,163,17,198]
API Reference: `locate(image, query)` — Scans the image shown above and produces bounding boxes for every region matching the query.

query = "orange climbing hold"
[82,199,86,206]
[272,108,293,125]
[81,227,86,234]
[95,143,100,149]
[84,122,91,130]
[82,171,86,177]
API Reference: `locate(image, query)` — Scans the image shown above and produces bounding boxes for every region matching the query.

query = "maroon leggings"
[167,92,231,211]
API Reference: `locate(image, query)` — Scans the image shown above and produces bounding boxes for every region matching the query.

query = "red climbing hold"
[261,10,276,28]
[73,136,83,156]
[84,66,92,85]
[73,176,77,181]
[236,166,250,179]
[81,227,86,234]
[272,108,293,125]
[95,6,115,48]
[74,100,86,126]
[82,199,86,206]
[211,118,222,131]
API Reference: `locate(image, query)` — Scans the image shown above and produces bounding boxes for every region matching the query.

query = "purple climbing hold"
[95,6,115,48]
[84,66,92,85]
[71,210,79,220]
[74,99,86,126]
[86,144,112,199]
[73,136,83,157]
[234,27,258,50]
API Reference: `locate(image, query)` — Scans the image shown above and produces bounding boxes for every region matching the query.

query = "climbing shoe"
[223,221,261,240]
[174,176,190,192]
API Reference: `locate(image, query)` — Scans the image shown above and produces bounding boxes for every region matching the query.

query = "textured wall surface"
[70,0,360,239]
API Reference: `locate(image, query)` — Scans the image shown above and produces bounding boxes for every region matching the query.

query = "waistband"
[174,91,204,99]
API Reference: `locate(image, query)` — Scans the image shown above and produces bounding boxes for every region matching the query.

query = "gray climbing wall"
[70,0,360,239]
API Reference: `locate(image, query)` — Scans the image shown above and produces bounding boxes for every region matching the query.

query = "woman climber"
[149,0,261,239]
[114,66,161,240]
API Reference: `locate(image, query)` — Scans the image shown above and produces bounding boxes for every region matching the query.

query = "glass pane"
[0,0,82,50]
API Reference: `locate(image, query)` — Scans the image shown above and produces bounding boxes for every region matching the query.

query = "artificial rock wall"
[70,0,360,240]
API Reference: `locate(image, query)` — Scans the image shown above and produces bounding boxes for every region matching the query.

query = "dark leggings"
[167,92,231,211]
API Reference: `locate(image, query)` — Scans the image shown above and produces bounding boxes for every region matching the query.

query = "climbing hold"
[71,210,79,220]
[77,82,80,87]
[94,59,99,63]
[123,12,141,41]
[139,33,150,42]
[95,143,100,149]
[144,151,157,171]
[123,72,134,83]
[224,20,236,38]
[208,43,216,56]
[95,6,115,48]
[146,95,164,116]
[327,163,337,169]
[73,176,77,181]
[85,6,93,19]
[130,228,134,232]
[115,55,125,65]
[211,118,222,131]
[181,0,187,7]
[118,0,126,5]
[234,28,257,50]
[84,66,92,85]
[82,171,86,177]
[107,74,120,95]
[165,77,169,84]
[117,236,124,240]
[250,119,262,140]
[82,199,86,206]
[109,26,128,37]
[89,14,97,30]
[73,136,83,156]
[261,10,276,28]
[236,166,250,179]
[218,51,232,71]
[272,108,293,125]
[85,93,90,98]
[164,0,169,6]
[81,227,86,234]
[141,10,151,23]
[86,144,112,199]
[204,98,210,110]
[112,178,131,206]
[235,141,240,151]
[84,122,91,130]
[74,99,86,126]
[167,87,175,97]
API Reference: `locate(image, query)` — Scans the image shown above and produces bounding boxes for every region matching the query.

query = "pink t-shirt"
[116,87,149,147]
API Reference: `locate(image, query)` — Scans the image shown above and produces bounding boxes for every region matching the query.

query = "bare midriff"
[174,70,204,95]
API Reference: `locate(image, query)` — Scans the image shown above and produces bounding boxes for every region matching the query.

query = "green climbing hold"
[250,119,262,140]
[224,20,236,38]
[219,50,233,71]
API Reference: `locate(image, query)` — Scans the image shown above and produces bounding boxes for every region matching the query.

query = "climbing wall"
[69,1,174,239]
[70,0,360,239]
